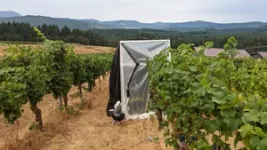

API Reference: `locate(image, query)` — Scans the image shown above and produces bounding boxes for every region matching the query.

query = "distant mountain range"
[0,11,21,18]
[0,11,267,31]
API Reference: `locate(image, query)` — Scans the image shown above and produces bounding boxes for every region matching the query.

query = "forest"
[0,22,106,45]
[1,22,267,52]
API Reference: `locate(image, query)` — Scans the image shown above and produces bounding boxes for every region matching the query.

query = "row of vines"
[148,37,267,149]
[0,29,113,129]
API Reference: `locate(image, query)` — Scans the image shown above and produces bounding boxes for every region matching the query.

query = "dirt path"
[41,77,166,150]
[1,76,170,150]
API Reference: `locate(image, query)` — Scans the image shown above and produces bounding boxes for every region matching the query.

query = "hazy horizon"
[1,0,267,23]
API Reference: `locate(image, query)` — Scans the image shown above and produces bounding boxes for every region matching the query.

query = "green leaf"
[220,102,238,110]
[189,66,197,72]
[212,96,222,104]
[249,135,260,149]
[260,112,267,125]
[239,124,254,138]
[226,93,237,101]
[254,127,267,137]
[212,91,226,104]
[243,111,260,123]
[220,108,236,117]
[193,86,206,97]
[196,139,210,149]
[224,118,239,131]
[191,82,201,90]
[205,123,217,133]
[260,138,267,150]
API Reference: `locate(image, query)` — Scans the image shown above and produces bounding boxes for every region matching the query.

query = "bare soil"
[73,45,115,54]
[0,46,6,56]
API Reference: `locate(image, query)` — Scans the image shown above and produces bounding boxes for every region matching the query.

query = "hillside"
[0,13,266,31]
[88,20,267,31]
[0,11,21,18]
[0,15,106,29]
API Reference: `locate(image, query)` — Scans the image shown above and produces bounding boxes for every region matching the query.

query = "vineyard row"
[0,39,113,129]
[148,37,267,150]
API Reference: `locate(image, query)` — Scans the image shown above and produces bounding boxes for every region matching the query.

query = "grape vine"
[0,29,113,129]
[148,37,267,149]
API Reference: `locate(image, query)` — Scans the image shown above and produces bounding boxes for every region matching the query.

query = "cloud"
[1,0,267,22]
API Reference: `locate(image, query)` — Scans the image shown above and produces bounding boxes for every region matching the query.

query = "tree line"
[0,22,106,45]
[93,29,267,51]
[1,22,267,51]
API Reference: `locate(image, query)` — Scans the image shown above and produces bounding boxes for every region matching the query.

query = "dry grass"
[74,45,115,54]
[0,46,6,56]
[0,76,170,150]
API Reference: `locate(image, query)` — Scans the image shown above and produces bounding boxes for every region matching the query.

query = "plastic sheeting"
[119,40,170,119]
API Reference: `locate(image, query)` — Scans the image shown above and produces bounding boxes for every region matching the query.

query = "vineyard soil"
[0,75,171,150]
[0,46,5,56]
[73,45,115,54]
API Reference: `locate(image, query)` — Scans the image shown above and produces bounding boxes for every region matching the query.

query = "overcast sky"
[1,0,266,23]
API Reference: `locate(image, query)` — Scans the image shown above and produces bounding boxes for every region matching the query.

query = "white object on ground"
[126,111,156,120]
